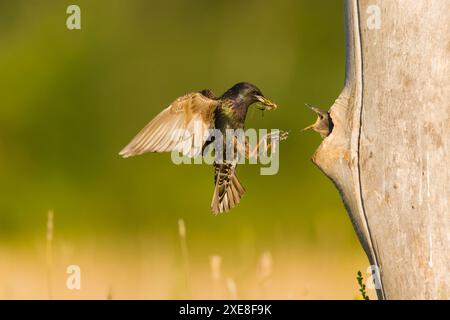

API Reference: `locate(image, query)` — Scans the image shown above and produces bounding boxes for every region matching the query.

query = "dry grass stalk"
[209,254,222,298]
[226,277,237,300]
[46,210,54,299]
[257,251,273,298]
[209,255,222,281]
[178,218,190,297]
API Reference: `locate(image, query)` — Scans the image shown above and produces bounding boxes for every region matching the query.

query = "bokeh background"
[0,0,375,299]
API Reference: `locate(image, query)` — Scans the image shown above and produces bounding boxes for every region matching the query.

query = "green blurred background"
[0,0,372,299]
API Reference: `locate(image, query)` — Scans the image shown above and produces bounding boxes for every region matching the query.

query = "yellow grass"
[0,239,376,300]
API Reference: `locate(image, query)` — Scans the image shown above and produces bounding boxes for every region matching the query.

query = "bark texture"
[313,0,450,299]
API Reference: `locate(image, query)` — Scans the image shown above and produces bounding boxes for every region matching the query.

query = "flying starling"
[119,82,279,214]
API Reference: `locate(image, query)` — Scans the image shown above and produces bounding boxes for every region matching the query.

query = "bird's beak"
[302,103,332,138]
[305,103,327,118]
[255,95,277,110]
[302,104,325,131]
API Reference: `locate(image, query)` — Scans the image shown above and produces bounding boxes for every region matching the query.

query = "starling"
[302,104,333,138]
[119,82,279,214]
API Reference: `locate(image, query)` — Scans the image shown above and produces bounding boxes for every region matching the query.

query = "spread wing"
[119,91,220,158]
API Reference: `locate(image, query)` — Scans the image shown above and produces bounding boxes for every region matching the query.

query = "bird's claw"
[266,130,289,142]
[279,130,289,141]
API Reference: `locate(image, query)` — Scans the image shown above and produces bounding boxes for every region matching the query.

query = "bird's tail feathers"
[211,171,245,214]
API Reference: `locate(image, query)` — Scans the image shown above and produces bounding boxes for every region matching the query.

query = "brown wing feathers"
[119,92,218,158]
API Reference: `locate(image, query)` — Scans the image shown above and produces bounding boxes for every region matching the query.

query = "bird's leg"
[257,130,289,157]
[238,131,289,160]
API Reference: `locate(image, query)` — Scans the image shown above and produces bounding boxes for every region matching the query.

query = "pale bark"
[313,0,450,299]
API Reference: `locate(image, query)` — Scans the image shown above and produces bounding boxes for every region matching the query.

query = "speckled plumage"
[119,82,277,214]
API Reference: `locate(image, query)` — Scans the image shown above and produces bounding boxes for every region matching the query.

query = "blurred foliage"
[0,0,361,255]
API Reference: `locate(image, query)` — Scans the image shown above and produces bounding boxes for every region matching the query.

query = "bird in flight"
[119,82,282,214]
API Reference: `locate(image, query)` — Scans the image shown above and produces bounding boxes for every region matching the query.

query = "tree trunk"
[312,0,450,299]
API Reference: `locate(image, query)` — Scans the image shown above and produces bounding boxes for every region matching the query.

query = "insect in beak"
[255,95,278,111]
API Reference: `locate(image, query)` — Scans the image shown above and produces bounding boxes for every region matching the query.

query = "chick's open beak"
[255,95,277,110]
[302,103,333,138]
